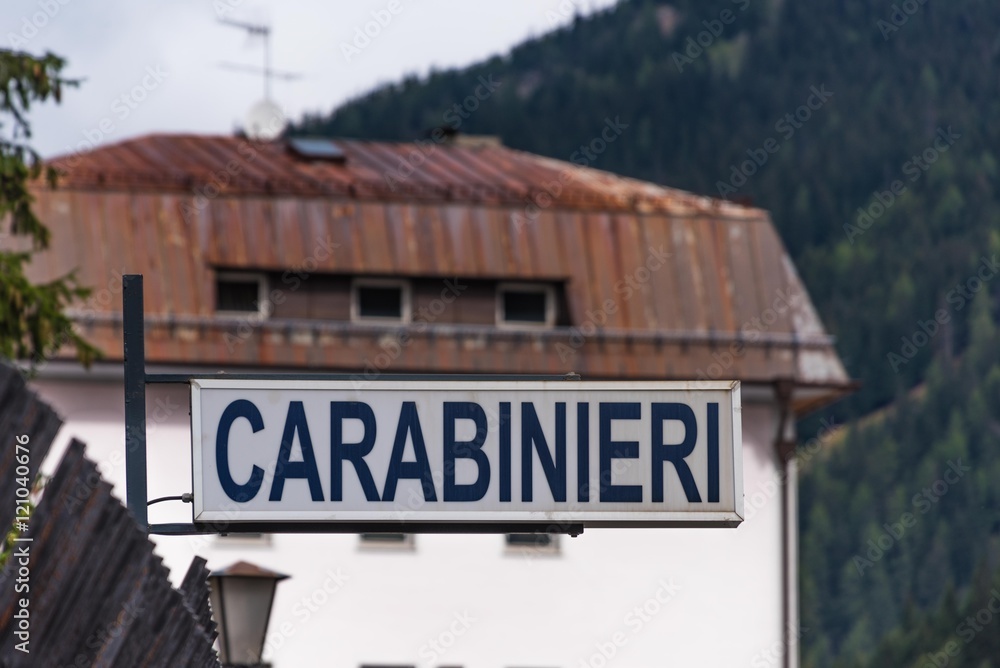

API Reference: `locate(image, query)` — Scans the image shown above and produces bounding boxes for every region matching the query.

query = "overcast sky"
[9,0,619,158]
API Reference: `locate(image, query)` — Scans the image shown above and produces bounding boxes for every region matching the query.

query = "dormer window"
[497,283,555,327]
[351,278,411,323]
[216,272,266,316]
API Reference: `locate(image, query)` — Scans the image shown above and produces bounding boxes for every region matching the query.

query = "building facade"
[21,133,850,667]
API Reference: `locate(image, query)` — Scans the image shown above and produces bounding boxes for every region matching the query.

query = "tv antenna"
[218,18,301,101]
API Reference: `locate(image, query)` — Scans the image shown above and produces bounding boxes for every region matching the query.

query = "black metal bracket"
[149,522,585,537]
[122,274,585,537]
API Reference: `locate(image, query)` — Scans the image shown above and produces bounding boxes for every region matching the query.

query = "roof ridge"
[41,132,767,219]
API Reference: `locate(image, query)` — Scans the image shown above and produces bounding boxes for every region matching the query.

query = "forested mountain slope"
[292,1,1000,663]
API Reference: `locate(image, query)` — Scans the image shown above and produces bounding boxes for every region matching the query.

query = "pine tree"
[0,49,97,367]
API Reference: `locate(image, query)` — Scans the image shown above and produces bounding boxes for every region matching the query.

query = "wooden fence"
[0,363,220,667]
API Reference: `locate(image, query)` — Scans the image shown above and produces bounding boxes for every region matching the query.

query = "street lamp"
[208,560,289,667]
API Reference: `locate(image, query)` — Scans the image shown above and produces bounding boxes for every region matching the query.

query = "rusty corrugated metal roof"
[46,133,761,218]
[18,133,851,411]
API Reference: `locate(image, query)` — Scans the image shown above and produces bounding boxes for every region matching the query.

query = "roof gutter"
[67,311,839,350]
[774,381,799,668]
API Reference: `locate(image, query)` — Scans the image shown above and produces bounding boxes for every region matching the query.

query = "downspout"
[775,381,798,668]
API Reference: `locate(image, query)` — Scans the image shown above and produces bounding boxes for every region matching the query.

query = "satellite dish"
[244,99,286,141]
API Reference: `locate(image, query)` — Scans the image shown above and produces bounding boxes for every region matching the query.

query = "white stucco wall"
[31,375,790,668]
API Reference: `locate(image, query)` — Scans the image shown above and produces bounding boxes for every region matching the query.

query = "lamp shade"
[208,561,289,666]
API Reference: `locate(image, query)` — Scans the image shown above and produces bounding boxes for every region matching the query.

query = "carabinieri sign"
[191,380,743,528]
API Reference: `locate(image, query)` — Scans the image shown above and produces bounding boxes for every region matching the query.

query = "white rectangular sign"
[191,380,743,527]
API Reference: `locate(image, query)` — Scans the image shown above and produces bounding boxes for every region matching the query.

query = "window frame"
[358,533,416,551]
[214,532,273,547]
[351,278,412,324]
[215,271,268,317]
[504,533,561,556]
[496,282,556,328]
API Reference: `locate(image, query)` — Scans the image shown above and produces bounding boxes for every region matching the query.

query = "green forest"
[292,0,1000,663]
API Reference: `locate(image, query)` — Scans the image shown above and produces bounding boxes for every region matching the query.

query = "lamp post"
[208,560,289,668]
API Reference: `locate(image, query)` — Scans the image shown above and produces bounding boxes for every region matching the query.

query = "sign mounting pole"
[123,274,148,532]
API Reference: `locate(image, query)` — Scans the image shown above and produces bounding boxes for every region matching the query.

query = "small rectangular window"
[215,533,272,546]
[359,286,402,318]
[216,272,266,315]
[359,533,415,550]
[505,533,560,554]
[497,283,555,327]
[352,279,411,323]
